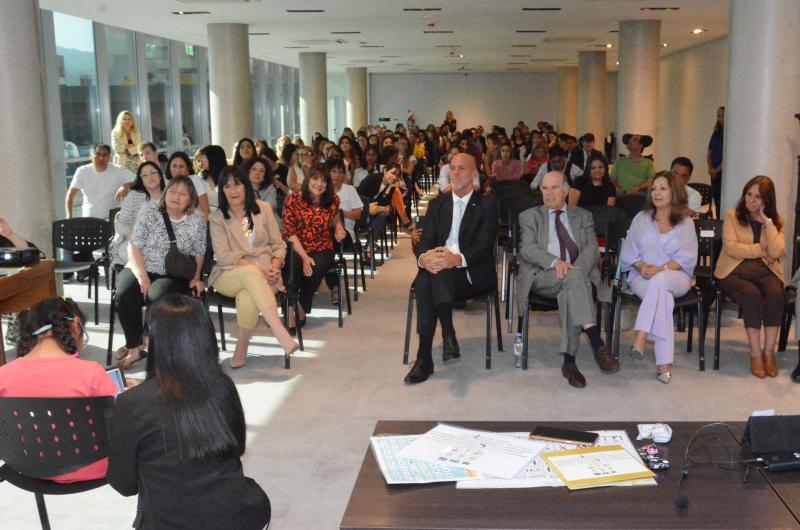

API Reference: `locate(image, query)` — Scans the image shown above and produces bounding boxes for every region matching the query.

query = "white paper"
[370,435,482,484]
[398,424,546,480]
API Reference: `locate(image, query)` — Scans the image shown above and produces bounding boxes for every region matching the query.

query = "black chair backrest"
[688,183,713,207]
[52,218,111,257]
[616,193,646,219]
[356,194,372,230]
[0,396,113,478]
[604,217,632,285]
[693,218,723,280]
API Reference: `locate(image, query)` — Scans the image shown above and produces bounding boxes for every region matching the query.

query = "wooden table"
[0,260,57,365]
[341,420,800,529]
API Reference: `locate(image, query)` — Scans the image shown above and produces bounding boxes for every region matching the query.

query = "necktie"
[447,199,464,248]
[555,210,579,263]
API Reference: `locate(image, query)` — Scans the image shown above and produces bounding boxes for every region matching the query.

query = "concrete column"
[615,20,660,156]
[299,52,328,145]
[577,51,607,139]
[207,23,252,153]
[724,0,800,276]
[346,67,368,130]
[0,0,54,250]
[556,66,577,136]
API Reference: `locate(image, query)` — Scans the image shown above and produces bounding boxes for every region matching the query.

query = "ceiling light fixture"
[512,44,538,48]
[249,32,270,36]
[522,7,561,11]
[516,30,546,33]
[171,11,210,15]
[616,61,620,65]
[403,7,442,11]
[510,54,531,57]
[641,6,680,10]
[458,53,464,58]
[285,46,310,49]
[286,9,325,13]
[662,42,669,47]
[609,30,619,33]
[435,44,461,48]
[606,43,613,48]
[691,28,706,34]
[360,45,384,48]
[331,31,360,34]
[424,30,454,34]
[380,55,401,58]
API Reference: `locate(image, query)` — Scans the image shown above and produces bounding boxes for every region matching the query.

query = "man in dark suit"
[405,153,499,384]
[569,133,605,171]
[515,171,618,388]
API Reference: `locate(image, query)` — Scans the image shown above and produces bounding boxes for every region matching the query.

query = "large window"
[268,62,285,145]
[179,44,201,148]
[143,36,173,148]
[105,26,139,127]
[54,12,100,159]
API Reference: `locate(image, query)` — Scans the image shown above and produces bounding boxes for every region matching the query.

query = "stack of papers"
[542,444,655,490]
[370,435,481,484]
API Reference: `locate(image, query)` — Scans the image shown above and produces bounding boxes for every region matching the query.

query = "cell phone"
[529,426,599,447]
[105,367,127,396]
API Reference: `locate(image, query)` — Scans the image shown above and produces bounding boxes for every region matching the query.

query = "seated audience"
[0,217,35,248]
[610,133,655,194]
[107,294,271,529]
[670,156,703,215]
[352,144,380,187]
[568,154,615,208]
[65,143,132,220]
[209,167,299,368]
[115,176,206,368]
[438,145,480,192]
[404,154,498,385]
[569,133,603,171]
[282,143,303,193]
[232,137,256,168]
[523,144,548,180]
[198,144,228,210]
[620,171,698,384]
[323,158,363,304]
[715,175,785,378]
[282,164,346,332]
[244,156,278,213]
[515,171,617,387]
[112,161,165,267]
[166,151,210,218]
[491,142,523,183]
[111,110,141,174]
[530,147,582,189]
[0,297,118,482]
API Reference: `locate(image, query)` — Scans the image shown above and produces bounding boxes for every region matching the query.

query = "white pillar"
[615,20,660,156]
[0,0,54,250]
[346,67,368,131]
[299,52,328,145]
[557,66,577,136]
[724,0,800,276]
[577,51,607,139]
[207,23,252,153]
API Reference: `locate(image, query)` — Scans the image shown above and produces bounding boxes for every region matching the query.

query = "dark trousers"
[718,259,784,328]
[284,249,335,313]
[415,267,481,338]
[115,268,190,348]
[712,171,723,216]
[324,233,354,290]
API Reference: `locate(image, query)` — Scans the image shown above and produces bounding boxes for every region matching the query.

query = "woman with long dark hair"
[707,106,725,216]
[198,145,228,209]
[715,175,785,378]
[233,137,257,168]
[108,294,270,529]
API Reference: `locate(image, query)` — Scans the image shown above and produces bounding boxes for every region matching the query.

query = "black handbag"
[161,211,196,280]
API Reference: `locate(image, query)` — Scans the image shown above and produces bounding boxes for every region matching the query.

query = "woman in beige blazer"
[714,175,785,378]
[111,110,141,173]
[209,166,299,368]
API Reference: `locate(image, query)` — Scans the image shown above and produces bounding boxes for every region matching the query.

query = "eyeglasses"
[301,152,314,157]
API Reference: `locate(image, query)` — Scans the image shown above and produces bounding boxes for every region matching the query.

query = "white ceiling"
[40,0,730,73]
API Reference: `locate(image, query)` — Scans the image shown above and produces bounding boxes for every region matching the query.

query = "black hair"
[581,153,610,184]
[281,143,299,165]
[380,146,397,166]
[327,145,344,159]
[325,157,345,174]
[132,161,166,197]
[548,146,567,159]
[165,151,194,180]
[301,164,335,207]
[90,143,111,156]
[144,294,246,461]
[199,145,227,187]
[217,166,260,230]
[241,156,274,191]
[10,297,85,357]
[713,106,725,138]
[259,145,278,163]
[671,156,694,174]
[232,137,256,168]
[362,145,380,171]
[159,175,199,213]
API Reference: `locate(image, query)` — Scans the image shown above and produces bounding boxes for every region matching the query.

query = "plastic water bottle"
[513,333,523,368]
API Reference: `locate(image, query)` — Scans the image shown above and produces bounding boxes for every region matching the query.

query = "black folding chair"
[52,218,111,325]
[0,396,114,530]
[688,183,714,218]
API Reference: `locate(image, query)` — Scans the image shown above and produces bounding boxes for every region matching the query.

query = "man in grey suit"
[516,171,618,387]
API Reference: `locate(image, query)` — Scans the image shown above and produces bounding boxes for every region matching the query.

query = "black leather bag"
[161,211,196,280]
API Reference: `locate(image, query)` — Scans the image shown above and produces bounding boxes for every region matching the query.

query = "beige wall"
[656,37,728,181]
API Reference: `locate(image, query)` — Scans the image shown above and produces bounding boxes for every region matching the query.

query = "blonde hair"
[112,110,139,137]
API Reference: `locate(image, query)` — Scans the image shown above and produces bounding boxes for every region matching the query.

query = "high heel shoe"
[284,344,300,369]
[751,355,766,378]
[764,352,779,378]
[656,372,672,384]
[630,345,645,360]
[230,354,247,369]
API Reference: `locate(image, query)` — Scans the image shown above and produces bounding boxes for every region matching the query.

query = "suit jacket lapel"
[458,193,481,241]
[566,206,583,247]
[226,213,252,251]
[439,195,454,246]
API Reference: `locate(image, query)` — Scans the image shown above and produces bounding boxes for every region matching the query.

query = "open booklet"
[370,435,482,484]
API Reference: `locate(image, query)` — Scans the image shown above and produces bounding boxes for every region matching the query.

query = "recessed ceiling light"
[616,61,620,65]
[331,31,360,34]
[171,11,210,15]
[435,45,461,48]
[403,7,442,11]
[285,46,310,49]
[380,55,401,58]
[512,44,538,48]
[458,53,464,58]
[691,28,706,34]
[606,43,613,48]
[662,43,669,47]
[360,45,384,48]
[641,6,680,10]
[249,32,270,36]
[424,30,454,34]
[522,7,561,11]
[286,9,325,13]
[516,30,546,33]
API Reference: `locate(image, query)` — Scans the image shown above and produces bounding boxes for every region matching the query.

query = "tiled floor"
[2,216,800,529]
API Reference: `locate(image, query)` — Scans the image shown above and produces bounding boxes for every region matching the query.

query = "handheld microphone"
[674,466,690,509]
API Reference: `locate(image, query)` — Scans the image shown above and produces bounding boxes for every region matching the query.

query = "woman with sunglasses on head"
[112,161,165,268]
[0,297,119,483]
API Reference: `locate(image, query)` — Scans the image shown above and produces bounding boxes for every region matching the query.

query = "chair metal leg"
[522,301,530,370]
[485,293,492,369]
[403,287,415,364]
[612,295,622,360]
[499,249,508,303]
[106,296,116,367]
[714,293,722,370]
[359,242,367,291]
[35,492,51,530]
[342,258,352,315]
[506,269,515,333]
[779,306,793,353]
[494,290,503,352]
[217,303,226,351]
[93,267,99,325]
[352,245,360,301]
[294,297,304,351]
[698,298,706,372]
[605,298,613,347]
[686,311,694,353]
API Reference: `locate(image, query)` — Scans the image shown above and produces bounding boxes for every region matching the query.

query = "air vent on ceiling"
[286,9,324,13]
[516,30,546,33]
[435,45,461,48]
[403,7,442,11]
[359,45,384,48]
[171,11,210,15]
[293,39,346,45]
[424,30,454,34]
[380,55,401,58]
[512,44,537,48]
[331,31,360,34]
[249,32,270,36]
[544,37,594,44]
[529,58,565,62]
[641,6,680,10]
[522,7,561,11]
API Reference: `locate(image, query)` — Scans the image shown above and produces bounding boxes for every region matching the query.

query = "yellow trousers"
[213,264,280,330]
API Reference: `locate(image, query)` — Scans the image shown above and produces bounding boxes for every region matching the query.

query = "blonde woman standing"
[111,110,141,173]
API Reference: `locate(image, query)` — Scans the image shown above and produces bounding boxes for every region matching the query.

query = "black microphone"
[675,495,689,509]
[675,468,690,509]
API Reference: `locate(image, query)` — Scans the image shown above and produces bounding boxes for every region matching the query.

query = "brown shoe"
[594,346,620,373]
[764,353,779,378]
[562,363,586,388]
[751,355,766,379]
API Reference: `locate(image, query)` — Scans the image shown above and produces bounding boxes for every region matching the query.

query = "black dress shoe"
[561,363,586,388]
[792,362,800,383]
[442,335,461,363]
[404,359,434,384]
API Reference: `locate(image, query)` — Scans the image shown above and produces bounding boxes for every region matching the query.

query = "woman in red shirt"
[0,297,118,483]
[282,164,346,332]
